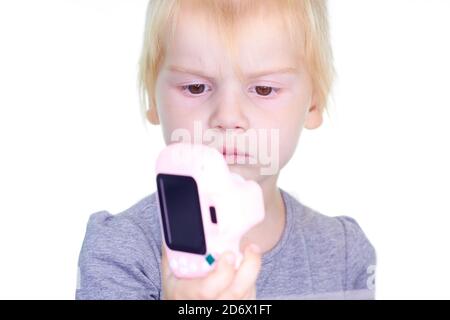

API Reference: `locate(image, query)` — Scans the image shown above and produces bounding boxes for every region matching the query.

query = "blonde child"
[76,0,376,300]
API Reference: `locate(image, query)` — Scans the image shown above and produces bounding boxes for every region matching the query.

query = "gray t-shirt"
[76,189,376,299]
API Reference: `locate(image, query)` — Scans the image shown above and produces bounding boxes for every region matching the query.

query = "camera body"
[155,143,265,278]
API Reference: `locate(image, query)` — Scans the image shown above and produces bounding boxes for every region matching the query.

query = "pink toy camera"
[155,143,265,278]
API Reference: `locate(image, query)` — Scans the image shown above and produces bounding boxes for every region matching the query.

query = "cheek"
[264,103,306,169]
[278,123,303,168]
[156,84,208,143]
[161,113,204,145]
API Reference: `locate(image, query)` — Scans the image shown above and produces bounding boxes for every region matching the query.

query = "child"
[76,0,376,300]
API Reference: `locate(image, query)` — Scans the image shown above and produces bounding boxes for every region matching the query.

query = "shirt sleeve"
[337,216,377,299]
[76,211,162,300]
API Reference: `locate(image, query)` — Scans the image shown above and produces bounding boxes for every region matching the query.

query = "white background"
[0,0,449,299]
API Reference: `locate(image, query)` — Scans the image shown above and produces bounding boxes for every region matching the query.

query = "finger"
[237,285,257,300]
[161,246,171,278]
[165,251,237,300]
[161,246,177,299]
[195,251,238,299]
[160,246,205,300]
[217,244,262,300]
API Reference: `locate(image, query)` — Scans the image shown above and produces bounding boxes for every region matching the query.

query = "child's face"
[150,6,322,182]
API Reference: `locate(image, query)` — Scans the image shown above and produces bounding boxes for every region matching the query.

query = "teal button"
[205,254,215,265]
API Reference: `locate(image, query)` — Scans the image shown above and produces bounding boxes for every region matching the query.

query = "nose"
[208,86,249,132]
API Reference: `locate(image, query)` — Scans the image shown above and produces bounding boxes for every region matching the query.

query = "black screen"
[156,173,206,254]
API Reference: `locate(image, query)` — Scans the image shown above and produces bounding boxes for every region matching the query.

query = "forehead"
[162,3,304,77]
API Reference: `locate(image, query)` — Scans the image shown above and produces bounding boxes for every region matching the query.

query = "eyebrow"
[167,65,299,79]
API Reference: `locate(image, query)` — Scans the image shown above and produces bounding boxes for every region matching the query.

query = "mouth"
[220,147,253,165]
[221,147,250,158]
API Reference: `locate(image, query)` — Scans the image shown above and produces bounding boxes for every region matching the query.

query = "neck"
[259,173,283,218]
[239,173,286,253]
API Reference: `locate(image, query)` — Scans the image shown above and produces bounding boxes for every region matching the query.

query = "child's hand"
[161,244,262,300]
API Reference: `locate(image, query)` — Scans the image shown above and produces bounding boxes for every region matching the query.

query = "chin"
[227,164,274,184]
[227,164,253,179]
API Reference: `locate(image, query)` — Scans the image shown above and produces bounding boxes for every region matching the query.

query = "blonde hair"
[137,0,335,123]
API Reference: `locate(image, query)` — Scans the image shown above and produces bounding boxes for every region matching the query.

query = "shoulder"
[86,191,159,229]
[78,192,162,279]
[76,192,162,299]
[282,190,353,246]
[282,190,377,296]
[81,192,161,252]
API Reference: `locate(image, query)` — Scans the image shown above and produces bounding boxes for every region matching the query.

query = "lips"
[221,146,249,157]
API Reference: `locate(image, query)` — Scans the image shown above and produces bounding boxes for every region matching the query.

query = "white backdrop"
[0,0,449,299]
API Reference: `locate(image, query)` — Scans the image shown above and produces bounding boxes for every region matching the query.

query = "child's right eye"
[180,84,212,96]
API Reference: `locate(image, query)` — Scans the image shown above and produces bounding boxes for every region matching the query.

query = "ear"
[304,93,323,130]
[146,104,160,125]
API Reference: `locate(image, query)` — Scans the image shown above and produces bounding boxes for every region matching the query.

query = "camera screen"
[156,173,206,254]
